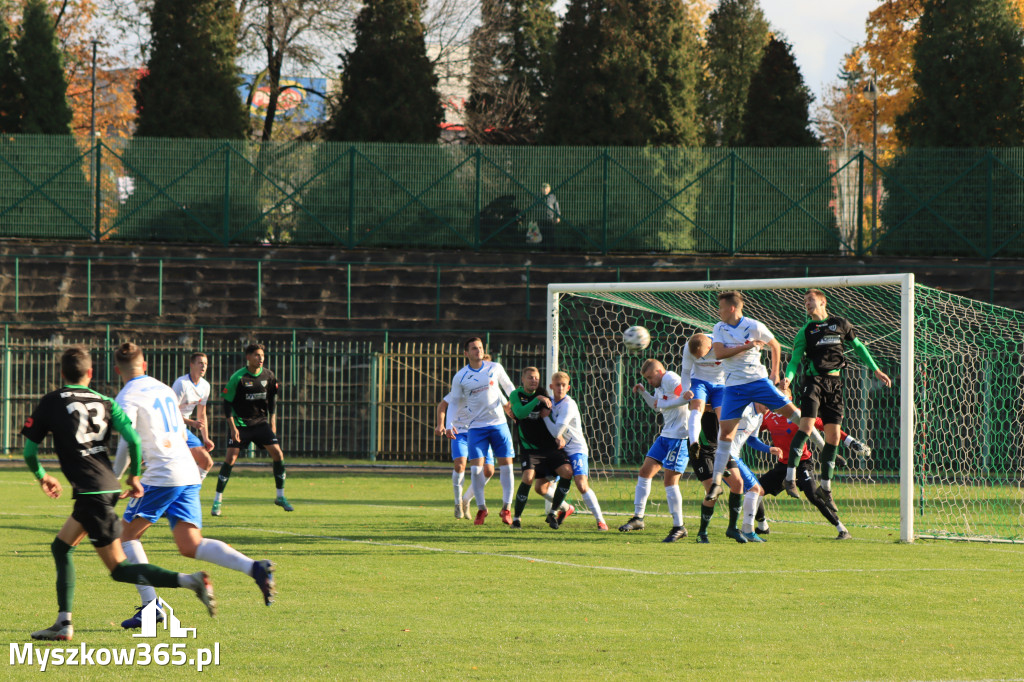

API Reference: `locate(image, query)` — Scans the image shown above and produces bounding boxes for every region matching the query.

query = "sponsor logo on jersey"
[24,417,33,428]
[815,335,842,346]
[260,380,267,387]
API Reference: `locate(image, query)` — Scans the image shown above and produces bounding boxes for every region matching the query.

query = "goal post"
[546,273,1023,544]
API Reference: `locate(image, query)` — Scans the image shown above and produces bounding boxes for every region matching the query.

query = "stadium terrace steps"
[1,241,1022,342]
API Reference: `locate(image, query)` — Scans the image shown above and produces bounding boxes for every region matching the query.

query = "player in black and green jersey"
[508,367,574,528]
[213,343,291,515]
[782,289,892,508]
[21,346,215,641]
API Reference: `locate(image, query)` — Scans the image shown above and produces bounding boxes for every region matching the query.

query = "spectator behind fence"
[540,183,560,248]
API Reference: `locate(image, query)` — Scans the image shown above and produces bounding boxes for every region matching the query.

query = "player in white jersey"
[445,338,517,525]
[435,389,472,518]
[542,371,608,530]
[706,291,822,503]
[724,403,771,542]
[171,352,215,480]
[681,333,725,454]
[109,343,276,629]
[618,359,690,541]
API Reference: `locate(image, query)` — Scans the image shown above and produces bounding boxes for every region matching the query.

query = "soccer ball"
[622,325,651,351]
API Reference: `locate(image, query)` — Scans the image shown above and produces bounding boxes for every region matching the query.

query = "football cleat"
[705,483,724,502]
[275,496,294,512]
[31,621,73,641]
[696,533,710,544]
[662,526,688,543]
[187,571,216,617]
[251,560,276,606]
[559,504,576,523]
[474,508,488,525]
[460,498,471,519]
[756,525,771,535]
[836,529,853,540]
[725,528,748,544]
[454,503,464,520]
[210,500,222,517]
[499,509,513,525]
[782,480,801,498]
[817,488,839,514]
[617,516,645,532]
[742,531,766,543]
[546,512,561,530]
[121,600,165,629]
[510,518,522,529]
[597,521,609,531]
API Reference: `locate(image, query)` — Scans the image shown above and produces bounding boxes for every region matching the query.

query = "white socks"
[471,465,488,509]
[634,476,652,517]
[122,539,158,604]
[541,488,570,512]
[820,478,832,491]
[195,538,255,574]
[785,467,797,481]
[499,464,514,506]
[742,490,761,534]
[452,470,464,504]
[581,490,605,524]
[665,484,683,527]
[712,439,732,481]
[687,410,702,450]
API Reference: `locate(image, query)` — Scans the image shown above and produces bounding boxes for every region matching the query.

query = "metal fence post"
[729,151,737,255]
[986,151,994,258]
[93,141,102,242]
[474,148,482,250]
[856,151,865,257]
[257,260,262,317]
[369,352,379,461]
[602,149,610,254]
[222,145,231,245]
[87,259,92,316]
[14,258,18,313]
[158,259,163,317]
[2,324,10,456]
[348,146,356,248]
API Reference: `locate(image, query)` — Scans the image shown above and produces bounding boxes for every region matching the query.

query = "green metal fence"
[5,135,1024,257]
[0,333,543,462]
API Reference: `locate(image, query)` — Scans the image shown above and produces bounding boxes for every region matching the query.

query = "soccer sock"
[499,463,514,507]
[581,489,605,524]
[472,466,488,509]
[712,440,732,483]
[215,462,233,494]
[687,411,702,450]
[820,443,838,482]
[540,488,571,512]
[805,483,840,525]
[788,432,809,471]
[51,538,75,613]
[665,485,684,527]
[742,490,760,534]
[550,478,572,512]
[698,502,715,535]
[195,538,255,575]
[464,466,482,503]
[452,470,464,504]
[836,521,848,533]
[634,476,652,518]
[122,540,158,604]
[727,492,742,530]
[514,482,531,519]
[273,460,286,494]
[755,497,766,522]
[110,560,185,589]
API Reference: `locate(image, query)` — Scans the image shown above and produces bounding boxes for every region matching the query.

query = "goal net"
[547,274,1024,543]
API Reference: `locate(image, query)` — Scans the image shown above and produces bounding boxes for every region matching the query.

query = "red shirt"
[760,413,847,465]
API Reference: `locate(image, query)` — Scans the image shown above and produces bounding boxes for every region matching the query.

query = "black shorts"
[534,450,571,480]
[759,459,815,497]
[228,423,279,450]
[690,447,737,482]
[799,375,843,425]
[71,492,122,548]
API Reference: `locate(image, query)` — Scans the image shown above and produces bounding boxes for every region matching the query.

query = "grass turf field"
[2,468,1023,681]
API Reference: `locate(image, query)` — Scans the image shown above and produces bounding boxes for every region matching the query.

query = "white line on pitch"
[226,526,1021,577]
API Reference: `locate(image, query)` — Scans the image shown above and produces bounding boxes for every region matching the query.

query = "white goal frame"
[546,273,916,542]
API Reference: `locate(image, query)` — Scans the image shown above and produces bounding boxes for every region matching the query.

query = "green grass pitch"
[2,469,1023,681]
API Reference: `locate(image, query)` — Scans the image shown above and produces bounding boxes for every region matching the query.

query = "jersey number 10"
[153,397,181,434]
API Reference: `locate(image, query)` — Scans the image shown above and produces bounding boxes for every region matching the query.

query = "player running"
[171,352,215,480]
[445,338,517,525]
[706,290,822,503]
[21,346,215,642]
[212,343,292,516]
[782,288,891,507]
[619,359,691,542]
[435,390,472,518]
[543,371,608,530]
[508,366,574,528]
[109,343,276,629]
